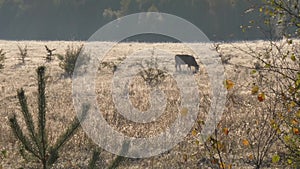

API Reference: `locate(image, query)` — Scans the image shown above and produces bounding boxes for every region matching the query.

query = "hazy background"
[0,0,262,41]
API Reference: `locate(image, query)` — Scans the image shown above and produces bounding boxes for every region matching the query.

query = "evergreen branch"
[17,88,41,156]
[9,114,40,159]
[47,148,59,167]
[88,149,101,169]
[108,140,130,169]
[37,66,47,158]
[51,105,89,157]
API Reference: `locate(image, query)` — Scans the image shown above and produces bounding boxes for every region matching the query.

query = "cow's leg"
[176,64,181,71]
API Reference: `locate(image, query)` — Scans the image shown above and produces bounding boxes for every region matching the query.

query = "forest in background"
[0,0,262,41]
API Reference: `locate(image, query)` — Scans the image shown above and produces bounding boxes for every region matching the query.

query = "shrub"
[243,0,300,166]
[137,56,167,88]
[9,66,89,169]
[57,45,84,77]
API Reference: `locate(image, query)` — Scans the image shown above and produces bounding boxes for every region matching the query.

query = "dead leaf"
[223,128,229,136]
[257,92,265,102]
[225,79,234,90]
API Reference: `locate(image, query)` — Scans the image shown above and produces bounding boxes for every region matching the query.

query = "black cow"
[175,54,199,73]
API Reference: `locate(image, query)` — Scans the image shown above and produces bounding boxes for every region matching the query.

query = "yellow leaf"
[292,119,298,125]
[225,80,234,90]
[258,92,265,102]
[219,162,226,169]
[293,128,299,135]
[284,135,290,142]
[272,154,280,163]
[191,129,198,136]
[242,139,250,146]
[217,142,225,151]
[248,154,254,160]
[197,120,204,125]
[289,101,296,108]
[270,119,278,129]
[296,110,300,118]
[276,128,281,134]
[251,85,259,95]
[181,107,188,116]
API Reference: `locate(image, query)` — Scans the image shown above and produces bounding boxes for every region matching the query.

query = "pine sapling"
[9,66,89,169]
[18,45,28,64]
[0,49,5,69]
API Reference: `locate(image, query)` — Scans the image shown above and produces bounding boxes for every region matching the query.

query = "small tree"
[0,49,5,69]
[17,45,28,64]
[45,45,56,62]
[9,66,89,169]
[57,45,86,77]
[137,55,167,88]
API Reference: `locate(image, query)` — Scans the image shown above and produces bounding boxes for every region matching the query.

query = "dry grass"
[0,40,292,168]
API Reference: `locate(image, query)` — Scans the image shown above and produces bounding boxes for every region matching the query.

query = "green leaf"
[1,150,7,158]
[296,79,300,87]
[287,159,293,165]
[272,154,280,163]
[291,53,296,61]
[251,85,259,95]
[265,63,271,68]
[250,70,257,74]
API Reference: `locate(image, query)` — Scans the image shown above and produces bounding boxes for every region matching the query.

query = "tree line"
[0,0,261,41]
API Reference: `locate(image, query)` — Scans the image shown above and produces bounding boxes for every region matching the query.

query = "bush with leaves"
[0,49,5,69]
[9,66,89,169]
[242,0,300,167]
[58,45,87,77]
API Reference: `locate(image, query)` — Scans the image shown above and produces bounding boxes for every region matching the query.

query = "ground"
[0,40,288,168]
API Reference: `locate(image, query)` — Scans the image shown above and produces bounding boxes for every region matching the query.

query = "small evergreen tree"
[0,49,5,69]
[17,45,28,64]
[9,66,89,169]
[57,45,85,77]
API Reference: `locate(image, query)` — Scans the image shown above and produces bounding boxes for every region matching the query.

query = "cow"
[175,54,199,73]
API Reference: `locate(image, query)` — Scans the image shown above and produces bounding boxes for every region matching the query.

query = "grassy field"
[0,40,290,168]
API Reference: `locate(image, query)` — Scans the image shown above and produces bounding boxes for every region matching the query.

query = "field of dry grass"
[0,40,288,168]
